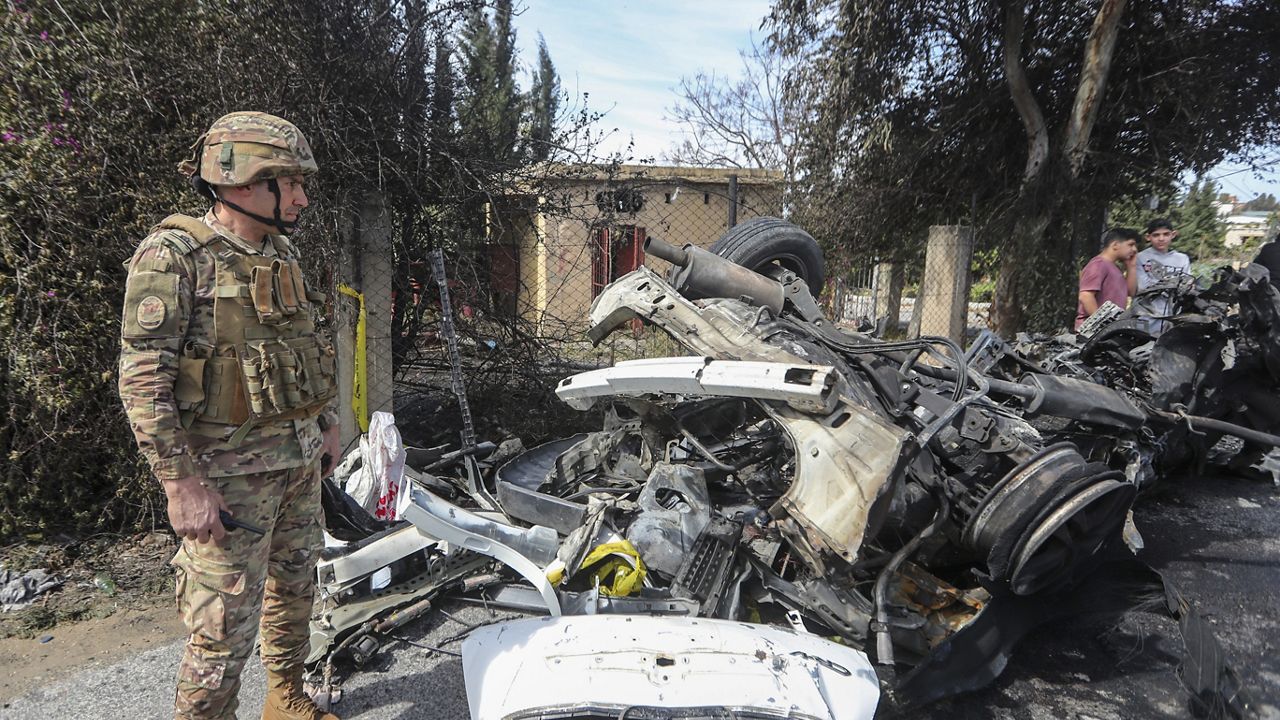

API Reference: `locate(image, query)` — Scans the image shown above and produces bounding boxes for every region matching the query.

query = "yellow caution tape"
[337,284,369,433]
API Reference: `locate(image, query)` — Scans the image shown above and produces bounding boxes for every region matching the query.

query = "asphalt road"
[3,475,1278,720]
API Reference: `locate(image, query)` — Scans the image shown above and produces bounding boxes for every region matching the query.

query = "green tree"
[527,34,560,162]
[1176,178,1227,260]
[1243,193,1279,213]
[428,36,457,151]
[458,0,521,166]
[1109,178,1225,259]
[770,0,1280,332]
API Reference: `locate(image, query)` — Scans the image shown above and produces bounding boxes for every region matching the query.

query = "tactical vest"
[157,215,338,439]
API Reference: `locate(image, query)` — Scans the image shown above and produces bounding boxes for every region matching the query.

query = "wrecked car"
[970,262,1280,489]
[306,219,1263,718]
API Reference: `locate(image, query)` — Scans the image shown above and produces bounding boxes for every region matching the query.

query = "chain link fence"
[332,170,1002,453]
[828,228,993,340]
[336,166,785,449]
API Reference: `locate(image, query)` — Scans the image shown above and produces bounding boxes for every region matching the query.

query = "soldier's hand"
[162,477,230,544]
[320,420,341,475]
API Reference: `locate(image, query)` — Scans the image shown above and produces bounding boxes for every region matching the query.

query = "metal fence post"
[727,174,738,228]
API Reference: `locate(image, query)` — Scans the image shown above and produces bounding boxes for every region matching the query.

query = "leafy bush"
[0,0,468,539]
[969,277,996,303]
[1,0,606,541]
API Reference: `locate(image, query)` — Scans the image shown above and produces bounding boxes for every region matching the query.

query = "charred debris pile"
[312,220,1273,718]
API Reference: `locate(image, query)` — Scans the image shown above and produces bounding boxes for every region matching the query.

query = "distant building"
[1223,211,1272,248]
[1214,196,1237,218]
[487,164,785,332]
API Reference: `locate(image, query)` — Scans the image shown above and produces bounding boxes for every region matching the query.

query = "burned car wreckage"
[309,220,1275,718]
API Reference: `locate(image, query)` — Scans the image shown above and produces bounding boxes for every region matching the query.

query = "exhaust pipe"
[643,236,785,314]
[643,235,689,266]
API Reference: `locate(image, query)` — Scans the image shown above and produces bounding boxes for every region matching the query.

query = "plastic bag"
[570,540,647,597]
[342,411,408,521]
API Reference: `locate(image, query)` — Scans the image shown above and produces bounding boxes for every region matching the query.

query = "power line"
[1207,153,1280,183]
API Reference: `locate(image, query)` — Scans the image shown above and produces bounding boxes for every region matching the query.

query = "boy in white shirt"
[1135,218,1191,334]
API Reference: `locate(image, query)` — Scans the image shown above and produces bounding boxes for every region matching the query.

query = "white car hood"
[462,614,879,719]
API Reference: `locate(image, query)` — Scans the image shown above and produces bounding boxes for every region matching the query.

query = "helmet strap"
[215,178,297,235]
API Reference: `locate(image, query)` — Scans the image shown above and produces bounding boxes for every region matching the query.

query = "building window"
[592,225,646,297]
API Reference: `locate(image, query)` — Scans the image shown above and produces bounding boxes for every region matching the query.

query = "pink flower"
[39,30,48,41]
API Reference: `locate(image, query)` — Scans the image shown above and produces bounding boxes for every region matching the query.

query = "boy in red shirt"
[1075,228,1139,330]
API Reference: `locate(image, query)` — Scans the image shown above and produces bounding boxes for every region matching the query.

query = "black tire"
[709,216,826,295]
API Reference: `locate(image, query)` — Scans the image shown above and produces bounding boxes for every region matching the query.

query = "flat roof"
[528,162,784,186]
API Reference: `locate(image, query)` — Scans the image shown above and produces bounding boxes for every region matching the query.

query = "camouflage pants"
[171,460,322,720]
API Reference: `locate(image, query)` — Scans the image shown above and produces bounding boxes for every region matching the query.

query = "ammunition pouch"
[239,335,337,422]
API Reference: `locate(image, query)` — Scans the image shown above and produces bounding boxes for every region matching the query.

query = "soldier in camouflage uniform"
[119,111,341,720]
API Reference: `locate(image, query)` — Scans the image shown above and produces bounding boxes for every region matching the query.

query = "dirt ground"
[0,531,183,703]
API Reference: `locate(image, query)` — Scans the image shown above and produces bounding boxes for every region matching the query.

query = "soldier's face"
[276,175,310,223]
[224,176,309,229]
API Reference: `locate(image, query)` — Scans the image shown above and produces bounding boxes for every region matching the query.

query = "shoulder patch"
[136,295,169,330]
[122,270,183,339]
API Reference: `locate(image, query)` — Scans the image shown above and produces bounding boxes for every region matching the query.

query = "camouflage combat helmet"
[180,111,318,187]
[179,112,317,234]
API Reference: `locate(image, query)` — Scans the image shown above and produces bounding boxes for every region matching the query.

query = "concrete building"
[1223,211,1273,248]
[488,165,785,333]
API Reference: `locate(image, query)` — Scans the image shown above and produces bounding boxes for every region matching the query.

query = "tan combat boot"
[261,668,339,720]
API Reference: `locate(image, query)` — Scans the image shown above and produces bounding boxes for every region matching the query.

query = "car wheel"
[709,217,826,296]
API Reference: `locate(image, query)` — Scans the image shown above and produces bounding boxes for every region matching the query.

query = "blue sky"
[511,2,1278,201]
[1199,156,1280,203]
[510,0,773,162]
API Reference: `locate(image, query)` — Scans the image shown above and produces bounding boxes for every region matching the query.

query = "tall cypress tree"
[527,34,559,162]
[458,0,520,166]
[1178,178,1227,259]
[428,36,456,163]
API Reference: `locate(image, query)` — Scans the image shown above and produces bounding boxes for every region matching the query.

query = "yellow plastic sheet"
[576,540,647,597]
[337,284,368,433]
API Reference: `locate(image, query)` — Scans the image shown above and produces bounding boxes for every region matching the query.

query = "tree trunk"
[992,184,1062,334]
[993,0,1128,335]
